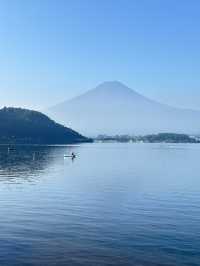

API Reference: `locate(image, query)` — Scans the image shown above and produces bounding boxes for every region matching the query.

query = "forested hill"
[0,107,91,144]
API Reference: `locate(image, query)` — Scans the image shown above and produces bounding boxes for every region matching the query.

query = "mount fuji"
[46,81,200,136]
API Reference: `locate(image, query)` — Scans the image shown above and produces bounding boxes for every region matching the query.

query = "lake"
[0,143,199,266]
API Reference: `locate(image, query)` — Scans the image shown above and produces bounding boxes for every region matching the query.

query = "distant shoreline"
[95,133,200,144]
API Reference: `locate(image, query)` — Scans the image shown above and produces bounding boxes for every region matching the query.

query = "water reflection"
[0,145,79,184]
[0,143,199,266]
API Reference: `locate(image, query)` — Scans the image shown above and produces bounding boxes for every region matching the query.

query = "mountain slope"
[46,81,200,136]
[0,107,91,144]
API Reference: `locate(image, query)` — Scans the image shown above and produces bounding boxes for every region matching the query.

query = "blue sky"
[0,0,200,110]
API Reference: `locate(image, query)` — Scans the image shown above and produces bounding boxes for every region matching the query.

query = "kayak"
[64,155,76,158]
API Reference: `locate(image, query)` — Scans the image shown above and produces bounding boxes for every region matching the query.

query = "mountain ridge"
[49,81,198,113]
[49,81,159,109]
[46,81,200,136]
[0,107,91,144]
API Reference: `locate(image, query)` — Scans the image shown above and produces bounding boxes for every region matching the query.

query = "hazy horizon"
[1,79,200,113]
[0,1,200,110]
[46,81,200,136]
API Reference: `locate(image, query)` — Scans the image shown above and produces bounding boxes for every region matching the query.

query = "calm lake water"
[0,143,199,266]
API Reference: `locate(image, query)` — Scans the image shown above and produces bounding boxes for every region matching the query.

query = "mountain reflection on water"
[0,145,78,184]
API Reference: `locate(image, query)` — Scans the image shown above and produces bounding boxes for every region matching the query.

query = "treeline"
[96,133,200,143]
[0,107,92,144]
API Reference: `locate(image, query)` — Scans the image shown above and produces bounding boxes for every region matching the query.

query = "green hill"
[0,107,92,144]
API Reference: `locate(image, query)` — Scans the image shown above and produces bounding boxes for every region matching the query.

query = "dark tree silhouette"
[0,107,92,144]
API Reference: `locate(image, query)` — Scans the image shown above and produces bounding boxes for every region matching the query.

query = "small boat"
[64,154,76,159]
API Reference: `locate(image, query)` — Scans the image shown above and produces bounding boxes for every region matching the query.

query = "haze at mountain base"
[46,81,200,136]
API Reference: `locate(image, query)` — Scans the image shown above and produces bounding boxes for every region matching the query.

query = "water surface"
[0,143,199,266]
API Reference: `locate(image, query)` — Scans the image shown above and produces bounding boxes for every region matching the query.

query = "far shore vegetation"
[95,133,200,144]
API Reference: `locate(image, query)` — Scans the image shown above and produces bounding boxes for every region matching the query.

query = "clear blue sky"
[0,0,200,110]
